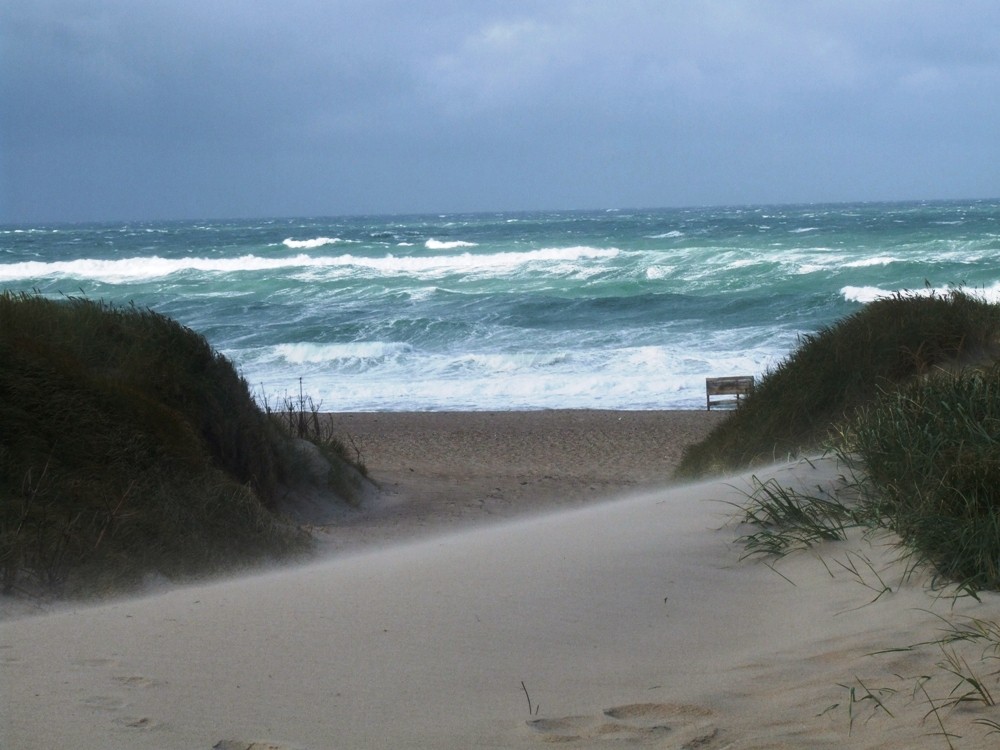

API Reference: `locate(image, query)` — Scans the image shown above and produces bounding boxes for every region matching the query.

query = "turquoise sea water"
[2,200,999,410]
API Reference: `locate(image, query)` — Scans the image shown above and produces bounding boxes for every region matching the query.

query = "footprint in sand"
[79,694,128,711]
[113,715,161,731]
[212,742,306,750]
[0,649,22,665]
[113,673,162,689]
[72,656,120,668]
[527,702,718,748]
[71,662,167,731]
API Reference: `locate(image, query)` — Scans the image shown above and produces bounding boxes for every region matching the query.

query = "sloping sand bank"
[4,451,999,749]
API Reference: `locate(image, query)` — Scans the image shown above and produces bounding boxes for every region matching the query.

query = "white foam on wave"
[841,286,901,303]
[843,256,901,268]
[644,265,675,280]
[443,350,572,374]
[368,245,620,277]
[273,341,411,365]
[237,330,788,412]
[841,283,1000,304]
[425,239,479,250]
[0,246,621,283]
[0,254,323,283]
[791,251,847,275]
[282,237,347,249]
[647,230,684,239]
[795,264,826,274]
[725,258,763,270]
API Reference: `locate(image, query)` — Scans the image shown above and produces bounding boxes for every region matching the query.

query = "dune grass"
[676,290,1000,591]
[840,365,1000,591]
[0,292,356,597]
[730,475,861,561]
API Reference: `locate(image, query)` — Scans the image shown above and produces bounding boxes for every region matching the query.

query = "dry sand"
[3,410,1000,749]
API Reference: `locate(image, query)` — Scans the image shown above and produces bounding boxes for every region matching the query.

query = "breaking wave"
[425,239,479,250]
[282,237,348,249]
[0,246,621,284]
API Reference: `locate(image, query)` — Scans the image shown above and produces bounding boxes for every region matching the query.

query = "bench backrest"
[706,376,754,410]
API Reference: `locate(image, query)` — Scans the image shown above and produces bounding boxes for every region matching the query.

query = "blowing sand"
[3,410,999,749]
[310,410,729,551]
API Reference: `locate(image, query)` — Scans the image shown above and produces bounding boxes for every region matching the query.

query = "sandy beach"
[309,410,729,551]
[3,410,1000,749]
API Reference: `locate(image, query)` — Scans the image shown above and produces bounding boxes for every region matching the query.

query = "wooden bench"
[706,376,754,410]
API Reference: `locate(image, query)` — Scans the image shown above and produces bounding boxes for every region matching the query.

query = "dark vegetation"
[676,290,1000,591]
[0,292,361,597]
[677,291,1000,477]
[846,367,1000,590]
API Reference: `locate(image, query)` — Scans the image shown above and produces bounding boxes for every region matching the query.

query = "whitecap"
[791,250,847,274]
[282,237,345,249]
[0,245,620,284]
[274,341,411,365]
[841,285,895,303]
[842,256,901,268]
[644,265,674,280]
[236,329,794,412]
[841,285,949,303]
[795,263,828,275]
[349,245,619,277]
[0,254,323,283]
[425,239,479,250]
[725,258,762,270]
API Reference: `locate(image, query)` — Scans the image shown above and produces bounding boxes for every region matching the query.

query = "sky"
[2,0,999,223]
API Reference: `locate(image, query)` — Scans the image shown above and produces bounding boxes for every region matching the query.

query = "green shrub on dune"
[676,290,1000,477]
[0,292,324,596]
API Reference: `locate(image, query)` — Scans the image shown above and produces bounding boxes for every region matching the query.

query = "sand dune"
[3,413,1000,748]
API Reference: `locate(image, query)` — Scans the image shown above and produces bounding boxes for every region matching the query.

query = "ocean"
[2,200,998,411]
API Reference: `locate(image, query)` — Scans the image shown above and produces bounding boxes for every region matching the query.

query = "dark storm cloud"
[3,0,999,222]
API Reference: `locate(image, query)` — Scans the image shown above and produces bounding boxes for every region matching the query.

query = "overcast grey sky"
[2,1,999,223]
